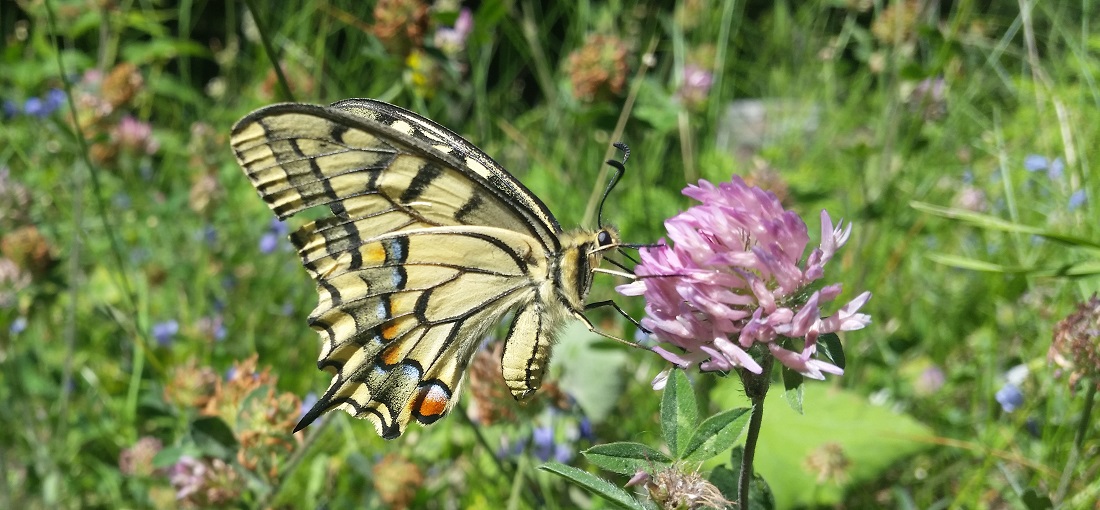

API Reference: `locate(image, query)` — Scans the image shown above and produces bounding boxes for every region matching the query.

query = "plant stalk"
[738,355,773,508]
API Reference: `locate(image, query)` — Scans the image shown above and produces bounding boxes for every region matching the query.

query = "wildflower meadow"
[2,1,1099,508]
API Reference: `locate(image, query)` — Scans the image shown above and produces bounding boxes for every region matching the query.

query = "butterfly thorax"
[552,226,620,311]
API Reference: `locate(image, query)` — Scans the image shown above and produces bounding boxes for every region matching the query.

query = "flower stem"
[738,355,774,508]
[1054,380,1096,504]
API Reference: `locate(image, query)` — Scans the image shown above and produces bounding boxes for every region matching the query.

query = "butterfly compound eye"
[597,229,614,247]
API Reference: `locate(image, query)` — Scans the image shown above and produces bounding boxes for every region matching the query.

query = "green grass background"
[1,0,1098,508]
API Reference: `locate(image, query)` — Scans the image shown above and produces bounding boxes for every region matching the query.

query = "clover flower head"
[617,176,871,387]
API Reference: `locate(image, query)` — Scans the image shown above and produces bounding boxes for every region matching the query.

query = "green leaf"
[781,365,804,414]
[712,385,934,509]
[583,442,672,475]
[681,407,751,462]
[747,471,777,510]
[911,200,1100,250]
[661,369,698,458]
[553,322,630,422]
[1020,489,1053,510]
[151,446,189,469]
[539,462,646,510]
[925,253,1100,277]
[708,465,738,502]
[818,333,846,370]
[190,416,238,460]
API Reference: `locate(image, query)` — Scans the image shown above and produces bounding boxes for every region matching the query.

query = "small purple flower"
[915,365,945,395]
[617,177,871,387]
[114,116,160,155]
[10,316,28,334]
[152,320,180,346]
[995,383,1024,413]
[434,8,474,54]
[23,97,46,117]
[678,64,714,108]
[168,455,208,502]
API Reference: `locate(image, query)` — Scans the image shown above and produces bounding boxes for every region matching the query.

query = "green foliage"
[553,369,751,508]
[3,0,1100,508]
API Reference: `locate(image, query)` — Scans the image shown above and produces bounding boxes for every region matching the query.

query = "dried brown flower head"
[803,442,851,484]
[119,436,164,477]
[0,169,30,230]
[370,0,431,57]
[645,465,730,510]
[566,34,630,102]
[1050,295,1100,392]
[101,62,144,110]
[466,342,573,426]
[164,358,219,410]
[372,453,425,509]
[1,225,57,278]
[0,257,31,309]
[871,0,922,46]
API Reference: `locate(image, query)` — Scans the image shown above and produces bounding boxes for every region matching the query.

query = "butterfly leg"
[584,299,650,334]
[571,304,646,349]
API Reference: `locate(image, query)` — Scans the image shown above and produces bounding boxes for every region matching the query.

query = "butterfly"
[230,99,624,439]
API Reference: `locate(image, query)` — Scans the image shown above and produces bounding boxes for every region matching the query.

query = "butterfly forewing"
[231,100,612,439]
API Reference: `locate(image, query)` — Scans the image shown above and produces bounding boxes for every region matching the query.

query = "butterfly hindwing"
[231,100,616,439]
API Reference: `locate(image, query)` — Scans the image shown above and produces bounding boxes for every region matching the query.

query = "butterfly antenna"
[597,142,630,228]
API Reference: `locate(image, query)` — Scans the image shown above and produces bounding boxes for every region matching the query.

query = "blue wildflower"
[553,442,574,464]
[1069,190,1086,211]
[577,417,596,441]
[44,88,65,110]
[202,225,218,246]
[299,392,318,421]
[152,320,180,346]
[496,436,528,459]
[226,366,237,381]
[532,425,554,462]
[1023,154,1048,172]
[23,97,46,117]
[10,316,28,334]
[995,383,1023,413]
[259,232,279,254]
[113,192,131,209]
[1023,154,1065,181]
[1026,416,1041,438]
[2,100,18,119]
[259,218,289,254]
[197,314,226,342]
[270,218,289,236]
[280,302,295,316]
